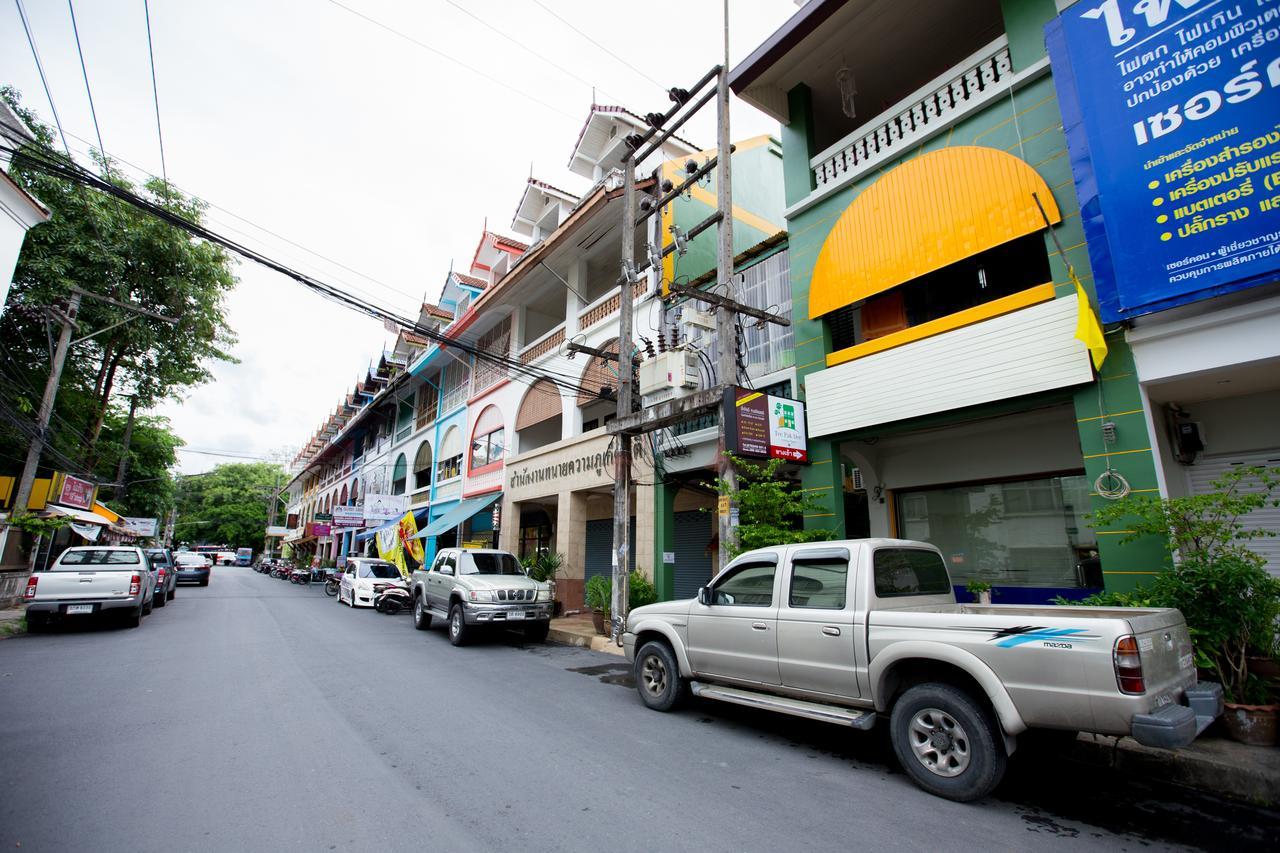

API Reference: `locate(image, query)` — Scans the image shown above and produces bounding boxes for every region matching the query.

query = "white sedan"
[339,558,405,608]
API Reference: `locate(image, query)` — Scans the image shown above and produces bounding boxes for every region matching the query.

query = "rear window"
[56,549,140,568]
[873,549,951,598]
[358,563,400,579]
[175,554,207,566]
[146,551,172,565]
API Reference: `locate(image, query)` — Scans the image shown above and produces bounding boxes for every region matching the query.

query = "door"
[686,559,781,685]
[1187,450,1280,576]
[341,564,356,603]
[776,548,860,699]
[428,552,455,610]
[673,510,713,601]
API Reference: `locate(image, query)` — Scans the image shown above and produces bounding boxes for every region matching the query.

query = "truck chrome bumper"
[1131,682,1223,749]
[462,602,552,624]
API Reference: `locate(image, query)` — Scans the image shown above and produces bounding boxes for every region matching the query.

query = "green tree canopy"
[175,463,287,550]
[715,455,835,557]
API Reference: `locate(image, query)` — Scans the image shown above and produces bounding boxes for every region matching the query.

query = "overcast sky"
[2,0,797,474]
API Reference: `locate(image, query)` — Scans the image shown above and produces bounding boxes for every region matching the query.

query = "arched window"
[350,479,359,505]
[392,453,408,495]
[340,484,349,505]
[576,338,619,406]
[437,426,462,481]
[469,405,505,471]
[413,440,433,491]
[515,379,563,454]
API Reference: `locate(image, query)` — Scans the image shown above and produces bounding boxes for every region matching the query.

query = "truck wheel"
[413,595,432,631]
[122,605,142,629]
[634,640,687,712]
[890,683,1006,802]
[153,592,166,608]
[523,621,550,644]
[143,596,153,615]
[448,604,470,646]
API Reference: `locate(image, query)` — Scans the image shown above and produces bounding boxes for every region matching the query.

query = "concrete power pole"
[611,156,637,640]
[715,0,737,572]
[10,290,82,518]
[113,394,139,502]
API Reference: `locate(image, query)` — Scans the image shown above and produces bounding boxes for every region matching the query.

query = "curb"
[547,627,624,657]
[1073,733,1279,805]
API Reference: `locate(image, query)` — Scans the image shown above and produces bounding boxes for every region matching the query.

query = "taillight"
[1114,635,1146,694]
[24,576,38,599]
[158,568,166,580]
[129,575,141,596]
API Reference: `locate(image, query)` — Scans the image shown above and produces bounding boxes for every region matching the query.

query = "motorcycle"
[373,581,411,615]
[289,566,311,584]
[323,572,342,597]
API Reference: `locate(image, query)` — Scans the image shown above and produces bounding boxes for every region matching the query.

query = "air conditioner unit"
[639,351,699,398]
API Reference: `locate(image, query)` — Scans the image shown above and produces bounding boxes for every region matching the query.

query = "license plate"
[66,604,93,615]
[507,610,525,620]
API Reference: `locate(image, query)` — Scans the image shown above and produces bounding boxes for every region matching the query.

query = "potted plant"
[524,551,564,616]
[965,579,994,605]
[585,575,611,635]
[1084,465,1280,745]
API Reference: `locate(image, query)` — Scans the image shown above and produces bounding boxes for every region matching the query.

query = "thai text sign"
[123,517,158,537]
[1046,0,1280,322]
[330,505,364,528]
[54,473,96,510]
[724,387,808,463]
[363,493,408,523]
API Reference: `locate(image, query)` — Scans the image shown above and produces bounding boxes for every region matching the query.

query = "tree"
[96,412,184,519]
[0,87,237,475]
[174,463,287,549]
[714,455,835,557]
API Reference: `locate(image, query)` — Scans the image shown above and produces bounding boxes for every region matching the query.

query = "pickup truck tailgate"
[35,570,134,601]
[1128,610,1197,696]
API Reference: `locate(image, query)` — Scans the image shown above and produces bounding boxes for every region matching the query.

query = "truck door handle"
[751,622,769,631]
[822,626,841,637]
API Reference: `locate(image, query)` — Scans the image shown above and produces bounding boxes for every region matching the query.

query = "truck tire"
[889,683,1006,802]
[523,621,550,644]
[448,604,470,647]
[634,640,687,712]
[122,605,142,629]
[413,594,432,631]
[154,591,166,608]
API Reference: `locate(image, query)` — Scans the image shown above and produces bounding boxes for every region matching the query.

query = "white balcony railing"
[811,37,1014,191]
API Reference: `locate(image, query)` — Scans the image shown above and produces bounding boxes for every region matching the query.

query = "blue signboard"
[1047,1,1280,322]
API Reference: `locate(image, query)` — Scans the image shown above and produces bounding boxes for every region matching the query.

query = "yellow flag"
[1073,277,1108,371]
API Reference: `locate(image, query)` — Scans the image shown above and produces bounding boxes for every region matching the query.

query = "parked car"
[338,558,404,608]
[173,551,212,586]
[216,550,236,565]
[623,538,1223,803]
[410,548,552,645]
[144,548,177,607]
[24,545,156,629]
[235,547,253,566]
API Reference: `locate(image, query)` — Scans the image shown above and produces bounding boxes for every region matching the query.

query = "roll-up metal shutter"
[1186,450,1280,577]
[583,517,636,605]
[673,510,713,601]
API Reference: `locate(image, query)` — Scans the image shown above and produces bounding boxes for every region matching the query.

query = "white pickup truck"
[623,539,1222,802]
[24,545,157,629]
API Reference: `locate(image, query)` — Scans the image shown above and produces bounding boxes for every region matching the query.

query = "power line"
[142,0,169,194]
[442,0,622,102]
[66,0,107,171]
[326,0,581,123]
[12,0,71,155]
[529,0,665,91]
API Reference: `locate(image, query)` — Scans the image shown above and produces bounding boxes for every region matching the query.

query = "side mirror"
[697,586,712,606]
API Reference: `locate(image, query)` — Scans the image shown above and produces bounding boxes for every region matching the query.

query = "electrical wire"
[326,0,581,123]
[66,0,107,171]
[529,0,665,91]
[142,0,169,196]
[12,0,71,156]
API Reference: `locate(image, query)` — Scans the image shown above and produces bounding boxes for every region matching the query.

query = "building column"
[653,480,676,601]
[555,490,587,612]
[635,469,655,582]
[799,437,846,539]
[497,495,520,554]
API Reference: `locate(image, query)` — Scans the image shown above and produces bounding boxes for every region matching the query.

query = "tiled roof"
[422,302,453,321]
[489,231,529,251]
[453,271,488,289]
[569,103,701,166]
[528,177,578,200]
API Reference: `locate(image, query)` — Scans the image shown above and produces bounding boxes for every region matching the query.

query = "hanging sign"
[123,517,158,537]
[363,493,408,523]
[723,387,809,463]
[1046,3,1280,322]
[331,505,364,528]
[53,473,96,511]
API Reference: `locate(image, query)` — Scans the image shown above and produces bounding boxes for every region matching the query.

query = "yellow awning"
[92,501,121,523]
[809,146,1061,319]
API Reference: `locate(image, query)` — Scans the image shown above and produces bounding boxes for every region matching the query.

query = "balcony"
[578,279,650,331]
[520,325,565,365]
[796,35,1050,216]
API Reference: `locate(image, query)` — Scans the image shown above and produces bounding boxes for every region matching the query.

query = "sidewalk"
[1072,730,1279,804]
[547,614,624,657]
[0,607,25,639]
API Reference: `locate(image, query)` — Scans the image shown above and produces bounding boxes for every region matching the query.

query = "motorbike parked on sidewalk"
[289,566,311,584]
[323,572,341,597]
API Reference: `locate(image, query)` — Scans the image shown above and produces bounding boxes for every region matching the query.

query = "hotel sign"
[724,387,808,463]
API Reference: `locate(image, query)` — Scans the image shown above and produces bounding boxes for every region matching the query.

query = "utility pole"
[10,290,82,519]
[611,155,636,641]
[714,0,737,573]
[113,394,139,502]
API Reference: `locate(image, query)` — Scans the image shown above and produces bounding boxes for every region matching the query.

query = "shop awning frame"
[414,494,500,540]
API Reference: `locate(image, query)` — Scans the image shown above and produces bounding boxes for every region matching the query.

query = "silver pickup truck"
[623,538,1222,802]
[25,545,157,629]
[410,548,553,646]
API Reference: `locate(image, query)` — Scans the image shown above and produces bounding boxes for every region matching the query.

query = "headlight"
[536,588,551,602]
[468,589,494,602]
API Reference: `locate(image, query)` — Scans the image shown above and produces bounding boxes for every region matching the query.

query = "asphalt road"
[1,566,1275,853]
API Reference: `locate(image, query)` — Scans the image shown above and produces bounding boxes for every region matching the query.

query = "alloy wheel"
[908,708,971,777]
[641,653,668,698]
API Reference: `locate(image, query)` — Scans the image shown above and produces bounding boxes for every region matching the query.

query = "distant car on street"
[144,548,177,607]
[215,550,236,565]
[173,552,212,586]
[235,547,253,566]
[24,545,156,629]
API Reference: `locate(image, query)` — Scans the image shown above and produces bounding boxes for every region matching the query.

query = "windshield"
[55,549,140,569]
[359,563,400,579]
[461,553,524,576]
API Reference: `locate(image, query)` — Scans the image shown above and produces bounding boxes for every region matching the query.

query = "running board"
[690,681,876,730]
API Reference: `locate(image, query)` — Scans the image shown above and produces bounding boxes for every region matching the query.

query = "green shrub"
[629,570,657,609]
[585,571,658,612]
[585,575,611,612]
